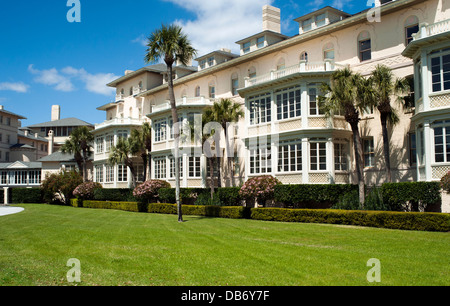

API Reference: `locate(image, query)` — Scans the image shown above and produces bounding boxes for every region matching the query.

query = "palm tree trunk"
[350,122,365,207]
[168,64,183,222]
[380,113,392,183]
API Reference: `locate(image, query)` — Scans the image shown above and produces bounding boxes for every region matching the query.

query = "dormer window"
[200,59,206,69]
[303,18,313,32]
[243,42,251,54]
[316,13,326,27]
[208,56,215,67]
[257,36,265,48]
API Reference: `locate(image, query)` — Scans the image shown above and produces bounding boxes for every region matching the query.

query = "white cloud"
[332,0,353,10]
[0,82,29,93]
[28,64,74,92]
[28,65,119,96]
[161,0,275,58]
[132,34,148,47]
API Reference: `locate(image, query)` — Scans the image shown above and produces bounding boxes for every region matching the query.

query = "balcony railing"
[244,60,344,88]
[95,118,143,130]
[151,97,215,114]
[412,19,450,41]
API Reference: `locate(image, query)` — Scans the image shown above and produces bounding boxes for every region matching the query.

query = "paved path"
[0,206,24,216]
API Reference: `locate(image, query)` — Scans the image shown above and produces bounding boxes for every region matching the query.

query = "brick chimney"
[262,5,281,33]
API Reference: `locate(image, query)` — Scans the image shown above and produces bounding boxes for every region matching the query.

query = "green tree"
[60,126,94,182]
[130,122,152,182]
[319,68,368,205]
[108,137,137,188]
[367,64,410,182]
[144,24,197,222]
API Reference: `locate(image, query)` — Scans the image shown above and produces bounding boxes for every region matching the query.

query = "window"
[154,158,167,179]
[248,66,256,79]
[243,42,251,54]
[300,51,308,62]
[316,13,326,27]
[6,135,10,144]
[129,87,133,96]
[358,31,371,62]
[6,117,11,126]
[169,156,183,178]
[5,152,9,162]
[117,130,128,140]
[136,164,145,182]
[195,86,201,97]
[118,165,128,182]
[405,16,419,45]
[409,133,417,166]
[154,119,167,142]
[249,93,271,125]
[303,18,312,32]
[96,136,104,153]
[208,57,215,67]
[105,135,114,152]
[249,140,272,174]
[209,85,215,99]
[276,85,301,120]
[334,143,348,171]
[430,49,450,93]
[433,121,450,163]
[363,138,375,168]
[231,76,239,96]
[310,139,327,171]
[95,165,104,183]
[169,115,185,140]
[189,156,201,178]
[309,86,324,115]
[257,36,265,48]
[105,165,114,183]
[323,43,334,60]
[278,140,302,173]
[200,60,206,69]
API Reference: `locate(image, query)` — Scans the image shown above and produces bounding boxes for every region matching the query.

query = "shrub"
[195,192,222,206]
[239,175,282,206]
[158,188,210,204]
[11,188,43,204]
[82,200,144,213]
[380,182,441,212]
[440,171,450,193]
[73,182,103,201]
[332,190,361,210]
[216,187,242,206]
[133,180,171,203]
[41,170,83,205]
[93,188,136,202]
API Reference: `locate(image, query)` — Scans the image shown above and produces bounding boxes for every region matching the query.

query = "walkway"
[0,206,25,216]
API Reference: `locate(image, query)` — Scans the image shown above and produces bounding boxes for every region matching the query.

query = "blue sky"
[0,0,369,127]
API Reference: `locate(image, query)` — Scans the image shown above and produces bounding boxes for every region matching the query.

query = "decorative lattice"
[188,179,203,187]
[432,165,450,180]
[308,117,328,128]
[153,143,167,151]
[309,173,329,183]
[279,119,302,132]
[334,173,350,184]
[430,93,450,109]
[277,174,303,184]
[333,118,350,130]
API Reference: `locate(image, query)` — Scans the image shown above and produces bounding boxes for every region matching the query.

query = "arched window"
[323,43,334,61]
[276,58,285,71]
[300,51,308,62]
[195,86,201,97]
[129,87,133,96]
[405,16,419,45]
[208,81,215,99]
[358,31,371,62]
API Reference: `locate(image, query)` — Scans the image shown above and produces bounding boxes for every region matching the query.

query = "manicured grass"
[0,204,448,286]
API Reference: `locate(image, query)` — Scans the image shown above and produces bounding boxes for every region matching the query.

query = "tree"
[318,68,368,205]
[203,99,244,187]
[145,24,197,222]
[367,64,410,182]
[108,137,137,188]
[60,126,94,182]
[130,122,152,182]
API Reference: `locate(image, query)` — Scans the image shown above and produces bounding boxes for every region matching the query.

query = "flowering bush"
[73,182,103,200]
[440,171,450,193]
[239,175,282,205]
[133,180,171,203]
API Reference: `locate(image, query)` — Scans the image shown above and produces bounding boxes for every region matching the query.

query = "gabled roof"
[38,151,93,163]
[0,108,27,120]
[17,130,49,142]
[107,64,167,87]
[27,118,93,129]
[0,161,42,169]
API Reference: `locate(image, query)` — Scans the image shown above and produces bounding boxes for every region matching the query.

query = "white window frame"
[310,139,327,171]
[277,139,302,173]
[276,85,301,120]
[154,119,167,142]
[432,120,450,163]
[188,156,201,178]
[248,93,271,126]
[154,157,167,179]
[430,48,450,93]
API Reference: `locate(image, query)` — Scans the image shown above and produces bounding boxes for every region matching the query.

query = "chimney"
[0,105,3,110]
[24,130,29,136]
[48,130,54,155]
[51,105,60,121]
[125,70,134,75]
[262,5,281,33]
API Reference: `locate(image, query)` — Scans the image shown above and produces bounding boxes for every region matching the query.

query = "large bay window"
[249,93,271,125]
[278,140,302,173]
[249,140,272,174]
[154,157,167,179]
[433,120,450,163]
[430,49,450,93]
[276,86,301,120]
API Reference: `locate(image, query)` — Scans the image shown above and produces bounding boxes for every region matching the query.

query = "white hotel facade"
[92,0,450,189]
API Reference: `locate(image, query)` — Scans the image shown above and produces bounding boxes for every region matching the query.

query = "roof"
[293,6,351,23]
[107,64,167,87]
[38,151,93,163]
[17,130,49,142]
[10,144,36,150]
[0,161,42,169]
[195,50,240,61]
[235,30,289,44]
[27,117,93,129]
[0,108,27,120]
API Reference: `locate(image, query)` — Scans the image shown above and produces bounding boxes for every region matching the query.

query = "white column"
[424,120,433,182]
[421,50,430,111]
[327,137,335,184]
[3,187,9,205]
[183,154,188,188]
[301,82,309,129]
[302,138,309,184]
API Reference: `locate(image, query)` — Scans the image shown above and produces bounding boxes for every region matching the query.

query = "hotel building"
[93,0,450,190]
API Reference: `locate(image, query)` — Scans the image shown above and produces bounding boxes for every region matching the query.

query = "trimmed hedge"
[380,182,441,211]
[81,200,145,213]
[158,188,210,205]
[251,208,450,232]
[93,188,136,202]
[11,188,43,204]
[147,203,250,219]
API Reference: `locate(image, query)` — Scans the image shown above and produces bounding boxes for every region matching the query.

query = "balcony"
[243,60,344,89]
[403,19,450,58]
[95,118,143,131]
[149,97,216,116]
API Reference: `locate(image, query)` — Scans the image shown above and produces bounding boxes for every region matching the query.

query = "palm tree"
[318,68,368,205]
[61,126,93,182]
[367,65,410,182]
[109,137,137,188]
[145,24,197,222]
[203,98,244,187]
[130,122,152,182]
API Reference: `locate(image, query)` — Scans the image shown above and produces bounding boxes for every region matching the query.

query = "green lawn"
[0,204,448,286]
